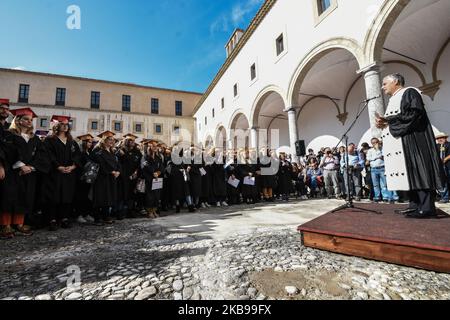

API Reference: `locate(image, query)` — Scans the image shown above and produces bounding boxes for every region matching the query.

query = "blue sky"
[0,0,264,93]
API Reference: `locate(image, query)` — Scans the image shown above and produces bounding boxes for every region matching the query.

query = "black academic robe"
[211,161,227,198]
[201,163,213,200]
[188,159,203,199]
[142,154,164,208]
[41,136,82,205]
[74,150,93,215]
[237,162,258,198]
[118,147,142,202]
[260,158,278,189]
[386,89,443,191]
[91,148,121,208]
[170,162,191,202]
[226,158,241,200]
[1,134,49,215]
[0,122,11,210]
[277,160,292,194]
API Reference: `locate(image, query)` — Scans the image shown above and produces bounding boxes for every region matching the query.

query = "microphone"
[363,95,381,103]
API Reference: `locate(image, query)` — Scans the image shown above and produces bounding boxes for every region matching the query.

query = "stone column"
[285,107,299,162]
[250,127,259,150]
[357,62,385,139]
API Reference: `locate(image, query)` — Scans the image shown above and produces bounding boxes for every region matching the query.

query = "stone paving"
[1,199,450,301]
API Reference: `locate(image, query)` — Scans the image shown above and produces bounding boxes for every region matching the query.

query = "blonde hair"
[9,115,34,136]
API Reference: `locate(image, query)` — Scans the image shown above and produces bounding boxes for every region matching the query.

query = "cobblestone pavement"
[1,200,450,301]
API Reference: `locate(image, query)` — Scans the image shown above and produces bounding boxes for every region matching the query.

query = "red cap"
[51,115,71,124]
[0,99,10,107]
[10,108,37,118]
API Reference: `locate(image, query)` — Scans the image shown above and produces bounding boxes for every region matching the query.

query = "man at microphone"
[375,73,443,218]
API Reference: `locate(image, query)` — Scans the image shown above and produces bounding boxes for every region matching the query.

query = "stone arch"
[363,0,411,64]
[228,109,250,131]
[296,95,342,124]
[204,135,214,148]
[215,125,228,150]
[287,37,365,108]
[250,85,287,128]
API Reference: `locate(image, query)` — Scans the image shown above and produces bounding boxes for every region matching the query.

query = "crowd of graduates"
[0,99,449,239]
[0,103,314,239]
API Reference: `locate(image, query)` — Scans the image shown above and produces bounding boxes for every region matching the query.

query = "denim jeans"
[441,167,450,201]
[371,167,393,201]
[371,168,393,201]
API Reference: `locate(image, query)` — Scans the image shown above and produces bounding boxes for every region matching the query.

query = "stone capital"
[357,61,382,75]
[283,106,297,113]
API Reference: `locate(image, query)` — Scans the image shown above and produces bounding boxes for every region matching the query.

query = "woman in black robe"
[237,149,259,204]
[142,142,164,218]
[74,134,95,224]
[225,150,241,205]
[277,153,292,201]
[211,148,228,207]
[0,109,49,237]
[91,131,122,224]
[169,148,196,213]
[200,149,214,208]
[259,149,277,202]
[116,135,142,219]
[188,146,203,209]
[42,116,81,231]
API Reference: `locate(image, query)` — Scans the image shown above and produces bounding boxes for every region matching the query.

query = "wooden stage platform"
[298,203,450,273]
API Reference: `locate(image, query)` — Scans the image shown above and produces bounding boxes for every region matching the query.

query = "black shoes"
[49,220,58,231]
[405,210,438,219]
[394,208,416,215]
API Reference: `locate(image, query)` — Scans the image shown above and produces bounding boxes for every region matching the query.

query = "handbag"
[80,161,99,184]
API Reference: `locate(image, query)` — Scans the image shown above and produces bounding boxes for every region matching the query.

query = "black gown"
[74,150,93,216]
[2,134,49,216]
[41,136,82,206]
[386,89,443,191]
[118,147,142,203]
[238,162,258,199]
[211,161,227,200]
[188,160,203,200]
[142,154,164,208]
[277,160,292,195]
[91,148,122,208]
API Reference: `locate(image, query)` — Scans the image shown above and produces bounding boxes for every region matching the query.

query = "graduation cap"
[140,138,152,145]
[97,131,115,139]
[0,99,10,107]
[51,115,71,124]
[123,133,138,141]
[10,107,38,118]
[77,134,95,141]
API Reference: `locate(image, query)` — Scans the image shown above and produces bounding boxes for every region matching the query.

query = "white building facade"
[194,0,450,158]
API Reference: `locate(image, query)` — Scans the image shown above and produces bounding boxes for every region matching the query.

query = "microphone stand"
[331,99,382,215]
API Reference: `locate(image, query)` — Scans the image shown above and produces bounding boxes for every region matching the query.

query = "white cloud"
[12,66,26,71]
[231,0,262,26]
[210,0,263,35]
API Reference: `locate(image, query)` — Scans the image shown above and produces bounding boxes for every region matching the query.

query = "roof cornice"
[0,68,204,96]
[193,0,277,115]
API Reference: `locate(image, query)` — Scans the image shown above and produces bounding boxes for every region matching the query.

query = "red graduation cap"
[10,108,38,118]
[0,99,10,107]
[51,115,71,124]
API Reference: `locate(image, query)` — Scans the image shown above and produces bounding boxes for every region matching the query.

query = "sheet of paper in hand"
[243,176,256,186]
[228,177,240,188]
[152,178,164,190]
[200,167,207,176]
